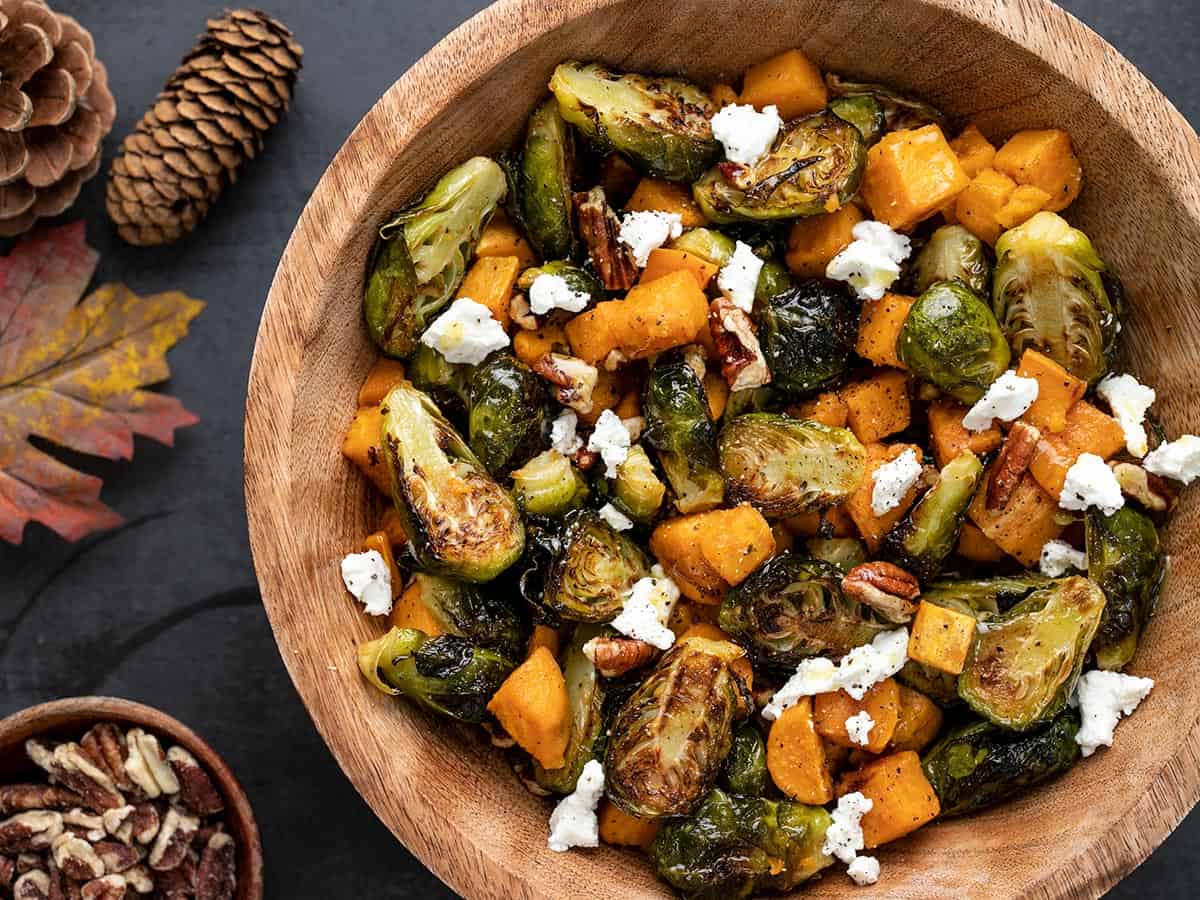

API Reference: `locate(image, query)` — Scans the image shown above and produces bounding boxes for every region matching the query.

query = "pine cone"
[106,9,302,247]
[0,0,115,237]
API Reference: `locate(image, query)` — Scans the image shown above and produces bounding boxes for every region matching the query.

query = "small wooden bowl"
[245,1,1200,898]
[0,697,263,900]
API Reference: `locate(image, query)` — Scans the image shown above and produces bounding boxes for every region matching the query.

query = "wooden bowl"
[244,0,1200,897]
[0,697,264,899]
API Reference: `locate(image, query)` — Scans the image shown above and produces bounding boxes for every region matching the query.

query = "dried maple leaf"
[0,221,204,543]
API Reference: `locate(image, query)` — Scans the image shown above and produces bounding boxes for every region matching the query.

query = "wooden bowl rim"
[245,1,1200,898]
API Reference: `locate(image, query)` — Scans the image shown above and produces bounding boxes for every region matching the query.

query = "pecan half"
[531,352,599,415]
[573,187,637,291]
[0,812,64,854]
[166,749,223,818]
[80,726,133,794]
[62,810,105,843]
[35,744,124,813]
[123,732,178,801]
[51,834,104,882]
[195,833,236,900]
[582,636,660,677]
[707,298,771,392]
[127,807,159,847]
[152,853,196,898]
[509,293,538,331]
[842,562,921,623]
[0,786,82,816]
[1110,461,1178,513]
[987,421,1041,510]
[101,807,134,845]
[0,854,13,887]
[93,841,140,876]
[15,853,41,874]
[147,810,198,872]
[122,866,153,895]
[80,876,126,900]
[13,870,51,900]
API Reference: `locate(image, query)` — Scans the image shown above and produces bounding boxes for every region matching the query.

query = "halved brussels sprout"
[408,342,471,424]
[921,573,1054,621]
[670,227,736,267]
[535,625,606,793]
[755,256,795,307]
[364,157,507,357]
[719,415,867,518]
[401,573,527,662]
[958,576,1107,730]
[882,450,983,582]
[519,97,576,260]
[720,553,888,668]
[897,660,961,707]
[829,94,886,145]
[898,280,1011,404]
[825,73,946,133]
[606,637,752,818]
[922,708,1081,817]
[468,353,548,477]
[721,722,769,797]
[651,788,832,899]
[516,260,605,304]
[542,511,650,622]
[357,627,515,723]
[693,111,866,222]
[992,212,1120,384]
[1086,506,1166,670]
[549,61,720,182]
[613,444,666,522]
[912,224,992,296]
[381,382,525,582]
[756,279,858,395]
[721,386,775,425]
[644,351,725,514]
[805,537,868,574]
[511,450,589,517]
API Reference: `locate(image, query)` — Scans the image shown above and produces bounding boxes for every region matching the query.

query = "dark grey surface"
[0,1,1195,896]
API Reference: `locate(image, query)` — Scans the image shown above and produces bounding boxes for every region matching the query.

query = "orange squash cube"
[527,624,562,658]
[837,752,940,848]
[968,469,1064,565]
[378,507,408,547]
[956,522,1005,563]
[486,647,571,770]
[639,247,719,290]
[513,323,569,368]
[341,405,389,495]
[767,698,834,804]
[949,123,997,178]
[856,293,915,369]
[861,125,970,231]
[954,168,1017,245]
[845,443,923,551]
[475,212,537,269]
[790,390,849,429]
[710,83,739,107]
[927,398,1003,468]
[357,358,407,406]
[363,532,403,599]
[907,601,977,675]
[814,679,901,753]
[577,369,624,426]
[785,204,864,278]
[1028,400,1126,499]
[993,129,1082,212]
[626,178,709,227]
[739,49,827,120]
[456,255,521,331]
[705,372,730,420]
[598,801,661,850]
[1016,349,1086,433]
[888,685,944,753]
[842,369,911,444]
[783,505,856,539]
[994,184,1053,230]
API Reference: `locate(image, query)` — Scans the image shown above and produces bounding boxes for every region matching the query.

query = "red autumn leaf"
[0,221,204,543]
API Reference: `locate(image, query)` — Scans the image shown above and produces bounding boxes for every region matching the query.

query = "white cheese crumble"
[825,220,911,301]
[547,759,605,852]
[598,502,634,532]
[710,103,783,166]
[550,409,583,455]
[587,409,631,477]
[1071,670,1154,758]
[618,210,683,267]
[962,371,1040,432]
[870,449,922,516]
[845,711,876,747]
[1143,434,1200,485]
[822,792,873,864]
[847,855,881,886]
[1059,453,1125,515]
[1096,374,1156,458]
[528,273,591,316]
[610,564,680,650]
[340,550,393,616]
[763,629,909,720]
[1039,539,1087,577]
[419,297,509,365]
[717,240,764,313]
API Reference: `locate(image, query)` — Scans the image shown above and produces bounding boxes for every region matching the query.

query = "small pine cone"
[105,9,302,246]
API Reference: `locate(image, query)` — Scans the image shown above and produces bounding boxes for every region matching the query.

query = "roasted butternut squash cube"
[739,49,827,120]
[954,167,1017,245]
[888,686,944,753]
[993,129,1082,212]
[616,389,641,420]
[456,255,522,330]
[598,801,661,850]
[861,125,970,231]
[569,270,708,365]
[927,398,1003,468]
[784,505,856,539]
[994,184,1053,230]
[842,368,911,444]
[650,515,727,604]
[639,247,719,290]
[837,751,941,848]
[363,532,402,599]
[475,211,537,269]
[845,443,923,552]
[767,698,834,804]
[1028,400,1126,498]
[564,302,621,365]
[1016,349,1086,433]
[856,293,915,369]
[814,679,901,753]
[379,507,408,547]
[513,323,569,368]
[390,579,445,635]
[486,646,571,770]
[577,368,624,426]
[790,390,849,429]
[341,405,389,494]
[357,358,407,406]
[956,522,1005,563]
[626,178,709,227]
[949,123,997,178]
[785,204,864,278]
[968,469,1064,565]
[527,624,561,658]
[704,372,729,420]
[710,82,739,107]
[696,505,776,586]
[907,601,976,675]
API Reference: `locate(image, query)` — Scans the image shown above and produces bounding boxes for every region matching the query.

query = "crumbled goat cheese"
[1143,434,1200,485]
[717,240,765,313]
[610,565,680,650]
[547,760,605,851]
[822,792,873,864]
[528,273,591,316]
[826,220,911,301]
[1059,453,1125,515]
[1039,539,1087,577]
[598,502,634,532]
[871,449,923,516]
[1097,374,1156,458]
[711,103,783,166]
[419,297,509,365]
[962,371,1040,432]
[618,210,683,267]
[845,711,876,747]
[340,550,393,616]
[550,409,583,455]
[847,856,881,886]
[1071,669,1154,758]
[763,629,909,720]
[588,409,631,477]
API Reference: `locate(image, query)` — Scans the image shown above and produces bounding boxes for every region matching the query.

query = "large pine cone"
[0,0,115,237]
[105,9,302,247]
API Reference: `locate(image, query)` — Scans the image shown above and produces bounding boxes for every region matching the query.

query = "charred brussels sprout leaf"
[381,382,525,582]
[993,211,1119,384]
[922,708,1081,817]
[720,553,887,667]
[511,450,589,517]
[721,722,769,797]
[651,788,832,900]
[693,111,866,223]
[549,61,720,182]
[607,638,752,818]
[670,227,736,267]
[543,511,650,622]
[958,576,1107,730]
[644,351,725,513]
[408,343,471,424]
[535,625,606,793]
[403,573,527,662]
[719,415,867,518]
[468,353,548,477]
[517,260,605,303]
[519,97,576,260]
[357,628,515,723]
[921,573,1053,621]
[899,280,1011,404]
[829,94,886,146]
[1086,506,1166,670]
[825,73,946,133]
[364,157,507,357]
[757,280,858,395]
[613,444,666,522]
[912,224,992,296]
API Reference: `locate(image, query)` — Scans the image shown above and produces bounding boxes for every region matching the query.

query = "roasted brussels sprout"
[719,415,867,518]
[829,94,886,145]
[805,537,868,574]
[921,573,1054,621]
[958,576,1107,730]
[357,628,515,723]
[755,256,794,307]
[364,157,507,357]
[922,708,1081,817]
[693,111,866,222]
[606,637,752,818]
[511,450,589,517]
[898,280,1011,404]
[516,260,605,305]
[756,280,858,395]
[519,98,576,260]
[651,789,832,900]
[644,351,725,514]
[897,660,961,706]
[722,722,769,797]
[670,227,736,267]
[401,573,527,662]
[1086,506,1166,670]
[825,73,946,132]
[549,61,720,182]
[722,386,776,424]
[381,382,525,582]
[535,625,606,793]
[408,343,471,423]
[542,511,650,622]
[720,553,888,667]
[992,212,1120,384]
[468,353,548,477]
[912,224,992,296]
[882,450,983,582]
[612,444,666,522]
